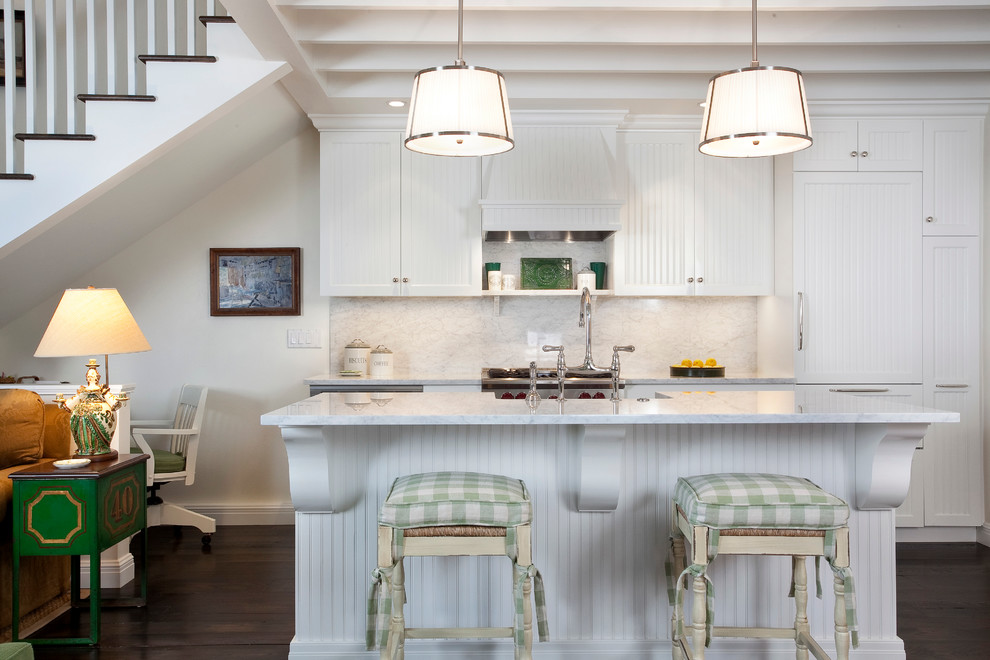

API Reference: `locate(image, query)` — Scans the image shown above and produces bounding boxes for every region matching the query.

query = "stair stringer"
[0,22,291,258]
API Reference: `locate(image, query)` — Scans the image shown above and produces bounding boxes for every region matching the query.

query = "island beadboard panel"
[290,423,896,656]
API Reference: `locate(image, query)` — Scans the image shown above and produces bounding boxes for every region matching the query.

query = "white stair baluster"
[66,0,76,131]
[106,0,115,93]
[86,0,96,93]
[46,0,56,133]
[24,0,36,134]
[185,0,195,56]
[3,0,14,171]
[166,0,175,56]
[126,0,136,94]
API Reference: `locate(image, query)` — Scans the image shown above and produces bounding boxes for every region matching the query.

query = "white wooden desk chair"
[668,473,857,660]
[131,384,215,545]
[368,471,548,660]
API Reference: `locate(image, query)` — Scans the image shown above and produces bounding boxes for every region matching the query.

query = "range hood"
[480,121,624,242]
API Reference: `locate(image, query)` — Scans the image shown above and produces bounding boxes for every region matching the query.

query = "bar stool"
[367,471,548,660]
[667,473,857,660]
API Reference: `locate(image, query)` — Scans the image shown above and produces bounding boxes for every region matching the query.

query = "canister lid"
[578,265,595,274]
[346,339,370,349]
[371,345,393,354]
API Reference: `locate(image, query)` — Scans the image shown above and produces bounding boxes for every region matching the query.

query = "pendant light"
[699,0,812,158]
[404,0,513,157]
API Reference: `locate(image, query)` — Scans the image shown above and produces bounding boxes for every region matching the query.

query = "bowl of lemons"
[669,358,725,378]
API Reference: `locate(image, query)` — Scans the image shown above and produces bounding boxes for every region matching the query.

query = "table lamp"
[34,287,151,461]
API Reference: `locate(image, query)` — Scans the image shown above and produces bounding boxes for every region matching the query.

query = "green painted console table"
[10,454,149,645]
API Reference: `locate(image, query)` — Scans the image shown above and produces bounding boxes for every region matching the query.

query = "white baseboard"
[978,524,990,547]
[193,502,295,526]
[895,526,979,543]
[80,550,135,589]
[288,638,907,659]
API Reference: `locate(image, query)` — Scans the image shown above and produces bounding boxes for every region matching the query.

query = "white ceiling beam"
[308,44,990,74]
[283,8,990,45]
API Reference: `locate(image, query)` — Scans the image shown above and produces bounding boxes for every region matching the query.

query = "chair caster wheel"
[202,533,212,546]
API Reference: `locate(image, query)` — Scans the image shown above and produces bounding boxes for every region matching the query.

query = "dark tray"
[669,366,726,378]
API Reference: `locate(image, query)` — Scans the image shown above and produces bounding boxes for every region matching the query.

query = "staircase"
[0,0,290,257]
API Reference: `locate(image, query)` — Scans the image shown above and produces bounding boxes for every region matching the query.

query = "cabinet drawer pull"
[828,388,890,393]
[850,151,858,158]
[697,277,703,283]
[935,384,968,388]
[860,151,868,157]
[402,277,410,283]
[392,277,399,283]
[925,216,935,223]
[687,277,694,283]
[797,291,804,351]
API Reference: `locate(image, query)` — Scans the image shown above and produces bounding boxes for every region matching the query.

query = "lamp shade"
[699,66,812,158]
[35,287,151,358]
[404,64,514,157]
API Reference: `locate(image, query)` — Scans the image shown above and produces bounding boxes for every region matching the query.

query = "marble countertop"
[304,370,795,387]
[262,390,956,427]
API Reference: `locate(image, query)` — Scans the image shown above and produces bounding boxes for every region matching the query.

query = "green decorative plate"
[520,258,573,289]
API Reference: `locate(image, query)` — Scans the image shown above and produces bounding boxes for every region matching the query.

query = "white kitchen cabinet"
[922,118,983,236]
[897,237,983,527]
[614,131,773,296]
[794,384,923,407]
[792,119,923,172]
[320,131,481,296]
[793,172,923,384]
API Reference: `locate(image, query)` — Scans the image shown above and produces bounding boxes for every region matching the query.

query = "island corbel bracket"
[572,425,625,511]
[280,426,336,513]
[855,422,928,510]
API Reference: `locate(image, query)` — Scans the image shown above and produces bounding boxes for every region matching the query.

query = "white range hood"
[480,119,624,241]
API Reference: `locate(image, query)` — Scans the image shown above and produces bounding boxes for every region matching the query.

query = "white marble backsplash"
[328,295,757,376]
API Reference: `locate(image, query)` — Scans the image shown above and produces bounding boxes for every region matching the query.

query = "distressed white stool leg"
[691,573,708,659]
[389,559,406,660]
[793,556,809,660]
[517,524,534,660]
[834,574,849,660]
[671,534,687,660]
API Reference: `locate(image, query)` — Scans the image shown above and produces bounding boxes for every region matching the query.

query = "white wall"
[0,124,325,524]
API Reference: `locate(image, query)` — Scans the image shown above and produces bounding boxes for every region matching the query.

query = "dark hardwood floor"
[26,527,990,658]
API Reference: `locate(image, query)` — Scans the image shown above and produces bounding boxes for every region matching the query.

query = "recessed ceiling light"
[386,100,406,108]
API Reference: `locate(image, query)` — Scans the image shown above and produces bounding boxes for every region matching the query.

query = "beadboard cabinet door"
[792,119,923,172]
[400,149,482,296]
[922,118,983,236]
[898,237,983,527]
[614,132,773,296]
[693,155,773,295]
[793,172,923,383]
[614,132,696,295]
[320,131,402,296]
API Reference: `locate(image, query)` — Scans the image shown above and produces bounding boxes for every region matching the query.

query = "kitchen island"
[262,390,955,659]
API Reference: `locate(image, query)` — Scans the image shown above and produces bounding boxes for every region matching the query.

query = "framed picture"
[0,10,26,87]
[210,247,301,316]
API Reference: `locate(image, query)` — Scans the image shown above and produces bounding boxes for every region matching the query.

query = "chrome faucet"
[576,287,607,373]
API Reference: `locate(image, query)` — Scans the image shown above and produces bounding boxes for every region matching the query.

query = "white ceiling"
[224,0,990,119]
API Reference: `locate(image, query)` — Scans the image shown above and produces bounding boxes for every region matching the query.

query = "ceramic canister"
[344,338,371,375]
[576,266,596,292]
[370,345,394,378]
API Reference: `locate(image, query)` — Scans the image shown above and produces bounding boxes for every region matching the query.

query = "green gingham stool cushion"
[674,473,850,530]
[379,471,533,529]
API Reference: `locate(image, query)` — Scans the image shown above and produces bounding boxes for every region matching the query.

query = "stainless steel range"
[481,367,621,400]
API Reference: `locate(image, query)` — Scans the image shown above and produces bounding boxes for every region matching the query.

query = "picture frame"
[0,10,27,87]
[210,247,301,316]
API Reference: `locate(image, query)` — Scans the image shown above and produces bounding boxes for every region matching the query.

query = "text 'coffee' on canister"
[370,345,394,378]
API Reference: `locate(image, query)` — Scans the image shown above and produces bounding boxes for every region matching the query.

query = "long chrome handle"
[797,291,804,351]
[829,388,890,393]
[935,384,969,388]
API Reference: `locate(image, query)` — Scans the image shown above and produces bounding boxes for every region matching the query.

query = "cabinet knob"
[687,277,694,283]
[860,151,868,158]
[925,216,935,223]
[392,277,399,283]
[697,277,704,283]
[850,151,858,158]
[402,277,409,283]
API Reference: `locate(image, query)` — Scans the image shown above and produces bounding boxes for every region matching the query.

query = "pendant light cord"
[751,0,759,66]
[456,0,465,65]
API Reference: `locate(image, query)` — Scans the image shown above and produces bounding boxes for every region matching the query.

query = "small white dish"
[53,458,91,469]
